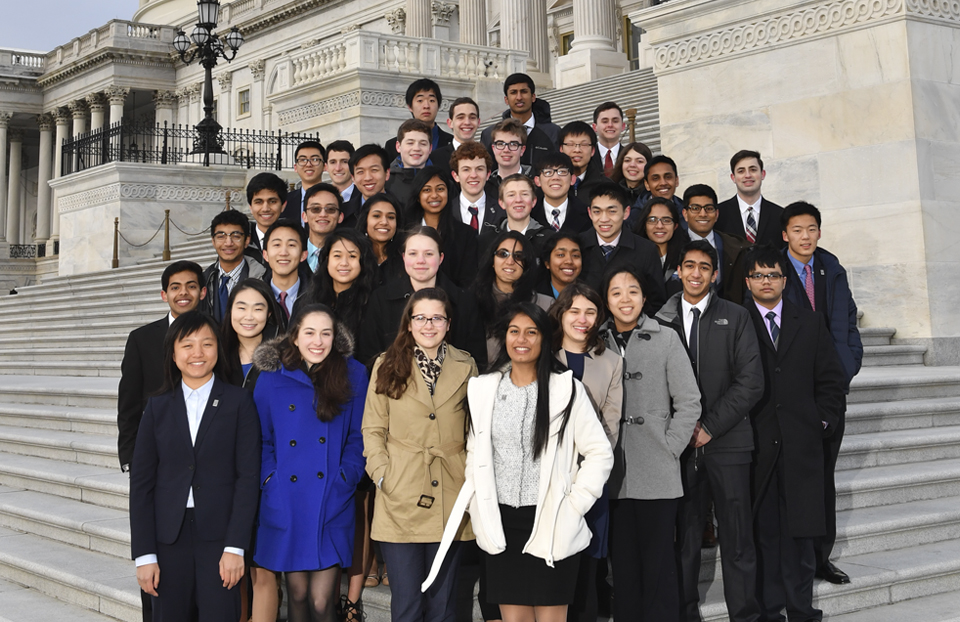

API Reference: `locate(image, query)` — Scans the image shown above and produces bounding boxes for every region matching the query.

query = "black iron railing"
[10,244,38,259]
[60,120,322,175]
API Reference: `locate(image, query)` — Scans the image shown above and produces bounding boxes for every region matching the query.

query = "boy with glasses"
[282,140,326,227]
[302,183,344,273]
[532,151,591,233]
[201,210,265,322]
[489,118,535,188]
[682,184,749,303]
[558,121,604,200]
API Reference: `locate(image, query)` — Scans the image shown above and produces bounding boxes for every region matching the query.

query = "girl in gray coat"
[600,266,701,622]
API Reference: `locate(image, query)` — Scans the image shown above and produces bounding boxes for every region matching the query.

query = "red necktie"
[468,206,479,231]
[278,291,290,321]
[803,264,816,311]
[603,151,614,177]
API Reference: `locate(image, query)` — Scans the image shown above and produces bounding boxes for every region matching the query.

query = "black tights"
[285,566,340,622]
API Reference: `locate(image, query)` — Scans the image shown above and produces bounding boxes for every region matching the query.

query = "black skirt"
[484,504,580,606]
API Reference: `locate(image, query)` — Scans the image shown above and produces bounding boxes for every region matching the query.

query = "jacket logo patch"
[714,319,729,325]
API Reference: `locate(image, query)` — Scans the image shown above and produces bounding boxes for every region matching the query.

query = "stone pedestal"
[630,0,960,363]
[556,0,629,87]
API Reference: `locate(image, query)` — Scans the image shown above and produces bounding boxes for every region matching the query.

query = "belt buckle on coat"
[417,494,436,509]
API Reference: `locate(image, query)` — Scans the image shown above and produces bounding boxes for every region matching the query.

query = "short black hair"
[405,78,442,108]
[295,140,325,161]
[325,140,355,157]
[682,184,718,207]
[679,239,718,272]
[448,97,479,118]
[534,151,574,174]
[210,209,251,238]
[161,260,204,291]
[589,181,629,209]
[303,182,344,210]
[160,311,224,394]
[349,144,390,175]
[643,155,678,179]
[503,73,535,95]
[743,244,784,275]
[730,149,764,173]
[246,172,288,205]
[601,263,652,304]
[592,101,623,123]
[559,121,597,148]
[263,218,307,250]
[781,201,822,230]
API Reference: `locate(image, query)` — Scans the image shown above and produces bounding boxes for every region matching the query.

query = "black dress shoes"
[816,561,851,584]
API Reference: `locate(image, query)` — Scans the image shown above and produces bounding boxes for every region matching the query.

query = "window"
[238,89,250,117]
[560,32,574,56]
[623,17,643,63]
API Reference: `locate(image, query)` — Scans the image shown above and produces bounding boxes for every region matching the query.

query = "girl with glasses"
[634,197,689,297]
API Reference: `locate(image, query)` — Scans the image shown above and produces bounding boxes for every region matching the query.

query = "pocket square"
[714,318,729,326]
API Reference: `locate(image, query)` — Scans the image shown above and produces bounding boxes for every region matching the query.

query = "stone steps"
[0,425,117,469]
[0,376,117,409]
[846,396,960,435]
[859,326,896,347]
[848,367,960,403]
[0,402,115,436]
[861,344,928,367]
[836,458,960,511]
[837,425,960,471]
[827,590,960,622]
[0,453,128,511]
[0,576,122,622]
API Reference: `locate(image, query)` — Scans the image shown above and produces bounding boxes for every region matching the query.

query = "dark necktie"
[745,207,758,243]
[278,291,290,321]
[551,209,561,231]
[468,205,479,231]
[689,308,701,368]
[604,150,614,177]
[601,244,615,262]
[766,311,779,349]
[218,274,230,323]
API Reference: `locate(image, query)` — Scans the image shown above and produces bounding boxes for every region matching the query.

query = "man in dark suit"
[280,140,325,228]
[655,240,764,622]
[532,152,591,234]
[302,184,345,273]
[118,260,206,622]
[244,172,288,266]
[200,210,266,323]
[715,150,783,246]
[743,245,845,621]
[432,97,481,176]
[559,121,604,202]
[590,101,626,178]
[480,73,559,169]
[449,141,502,235]
[261,219,310,330]
[578,182,665,316]
[681,184,749,304]
[780,202,863,585]
[383,78,453,161]
[324,140,361,230]
[130,312,260,622]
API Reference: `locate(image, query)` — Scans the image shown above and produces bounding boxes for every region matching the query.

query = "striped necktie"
[803,264,816,311]
[745,207,758,243]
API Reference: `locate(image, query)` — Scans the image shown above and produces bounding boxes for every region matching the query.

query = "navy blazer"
[117,317,168,468]
[129,378,261,557]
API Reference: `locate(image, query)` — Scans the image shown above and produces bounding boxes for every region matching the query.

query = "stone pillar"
[250,61,265,125]
[175,87,190,126]
[189,83,202,126]
[5,130,22,245]
[500,0,531,55]
[0,113,9,240]
[68,101,87,175]
[529,0,549,72]
[36,114,54,244]
[572,0,617,51]
[154,90,177,128]
[51,108,70,240]
[105,86,129,126]
[555,0,628,87]
[86,93,106,131]
[218,72,233,123]
[459,0,487,45]
[406,0,432,37]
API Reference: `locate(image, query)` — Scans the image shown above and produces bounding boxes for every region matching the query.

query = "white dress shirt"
[544,198,569,229]
[460,192,487,229]
[522,115,535,134]
[596,231,622,249]
[681,293,711,348]
[598,143,621,164]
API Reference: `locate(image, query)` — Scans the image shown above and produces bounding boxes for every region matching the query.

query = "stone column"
[5,130,22,245]
[68,101,87,174]
[0,113,10,240]
[175,87,189,126]
[250,61,265,126]
[86,93,106,131]
[405,0,432,37]
[529,0,549,72]
[35,114,54,244]
[555,0,628,87]
[154,90,177,128]
[459,0,487,46]
[51,108,70,240]
[500,0,531,55]
[218,72,233,123]
[105,86,129,127]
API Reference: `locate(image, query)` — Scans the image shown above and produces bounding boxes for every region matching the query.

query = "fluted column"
[36,114,54,243]
[106,86,129,126]
[459,0,486,45]
[529,0,549,71]
[86,93,106,131]
[500,0,531,55]
[571,0,618,51]
[405,0,432,37]
[218,72,233,123]
[5,130,22,245]
[51,108,70,240]
[0,113,10,241]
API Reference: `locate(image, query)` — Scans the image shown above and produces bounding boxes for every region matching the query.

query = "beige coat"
[362,345,477,543]
[557,348,623,448]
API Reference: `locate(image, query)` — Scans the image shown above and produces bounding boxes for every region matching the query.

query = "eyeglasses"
[494,249,525,263]
[747,273,785,281]
[492,140,522,151]
[685,204,717,214]
[539,168,571,178]
[561,142,592,151]
[306,206,340,215]
[296,156,324,165]
[213,231,246,241]
[646,216,675,225]
[411,315,449,328]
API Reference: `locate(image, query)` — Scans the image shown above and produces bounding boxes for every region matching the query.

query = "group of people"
[119,72,864,622]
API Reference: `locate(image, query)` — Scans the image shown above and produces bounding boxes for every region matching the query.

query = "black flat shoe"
[816,561,851,584]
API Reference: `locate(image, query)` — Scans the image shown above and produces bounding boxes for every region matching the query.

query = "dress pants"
[755,458,820,622]
[379,541,463,622]
[677,451,760,622]
[816,397,845,567]
[153,509,240,622]
[610,498,680,622]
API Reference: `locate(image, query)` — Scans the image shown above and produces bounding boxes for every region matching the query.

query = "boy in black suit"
[432,97,481,175]
[591,101,626,177]
[281,140,325,227]
[449,141,501,233]
[261,219,310,329]
[558,121,604,201]
[325,140,360,225]
[245,172,288,265]
[715,150,783,246]
[532,151,591,234]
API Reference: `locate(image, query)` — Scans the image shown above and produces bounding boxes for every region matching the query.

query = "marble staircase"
[0,239,958,620]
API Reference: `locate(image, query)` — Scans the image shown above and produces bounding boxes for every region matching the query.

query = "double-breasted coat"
[362,345,478,543]
[251,341,369,572]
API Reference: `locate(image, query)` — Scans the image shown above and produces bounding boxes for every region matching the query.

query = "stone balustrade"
[0,49,46,78]
[43,20,176,76]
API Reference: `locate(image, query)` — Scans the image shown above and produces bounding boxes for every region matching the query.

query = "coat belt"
[390,438,465,505]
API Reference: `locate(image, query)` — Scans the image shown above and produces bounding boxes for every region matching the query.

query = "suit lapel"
[776,302,801,359]
[750,305,778,354]
[193,378,224,453]
[170,388,194,452]
[431,355,472,410]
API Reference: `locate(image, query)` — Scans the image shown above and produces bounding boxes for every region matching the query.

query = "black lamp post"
[172,0,244,165]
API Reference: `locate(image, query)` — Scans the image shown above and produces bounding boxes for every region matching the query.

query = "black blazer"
[438,219,480,289]
[578,229,666,316]
[245,222,268,267]
[339,188,362,230]
[747,299,845,536]
[280,188,305,228]
[129,378,261,555]
[449,187,504,236]
[532,195,592,235]
[716,196,784,247]
[117,317,168,468]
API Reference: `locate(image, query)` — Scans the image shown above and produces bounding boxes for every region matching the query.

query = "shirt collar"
[686,229,716,247]
[218,258,246,280]
[787,250,813,276]
[167,312,175,326]
[460,191,485,211]
[546,197,569,217]
[452,138,462,150]
[737,194,762,214]
[754,298,784,322]
[181,375,215,403]
[341,183,355,203]
[522,115,535,133]
[596,231,622,248]
[681,292,710,317]
[270,277,301,300]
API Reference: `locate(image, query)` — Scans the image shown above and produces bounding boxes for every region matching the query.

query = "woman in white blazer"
[423,301,613,622]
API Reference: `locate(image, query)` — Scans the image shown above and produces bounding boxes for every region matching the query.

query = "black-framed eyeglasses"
[306,206,340,215]
[539,168,571,178]
[747,273,785,281]
[685,204,717,214]
[296,156,324,165]
[646,216,675,225]
[411,315,449,327]
[494,249,525,263]
[213,231,246,241]
[492,140,522,151]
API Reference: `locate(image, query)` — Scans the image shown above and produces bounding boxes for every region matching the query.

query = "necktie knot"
[551,209,561,232]
[601,244,615,261]
[765,310,780,348]
[467,205,479,231]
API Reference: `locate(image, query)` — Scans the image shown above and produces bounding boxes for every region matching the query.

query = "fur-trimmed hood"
[251,321,356,372]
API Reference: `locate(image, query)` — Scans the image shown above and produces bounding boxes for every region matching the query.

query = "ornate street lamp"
[172,0,244,165]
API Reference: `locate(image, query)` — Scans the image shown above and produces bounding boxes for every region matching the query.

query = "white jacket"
[422,369,613,591]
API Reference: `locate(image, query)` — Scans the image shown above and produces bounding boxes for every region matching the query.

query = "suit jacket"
[578,229,666,316]
[532,195,592,235]
[339,187,362,230]
[569,162,604,202]
[438,219,480,289]
[117,317,168,468]
[714,230,749,304]
[245,222,268,267]
[200,258,267,322]
[129,378,261,556]
[431,143,456,175]
[716,196,784,247]
[747,299,845,537]
[591,144,623,178]
[450,188,504,238]
[280,188,306,229]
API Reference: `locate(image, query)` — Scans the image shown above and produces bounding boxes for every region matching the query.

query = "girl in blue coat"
[251,304,368,622]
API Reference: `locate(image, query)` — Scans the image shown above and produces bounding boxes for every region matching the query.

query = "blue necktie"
[218,274,230,323]
[766,311,779,349]
[601,245,615,261]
